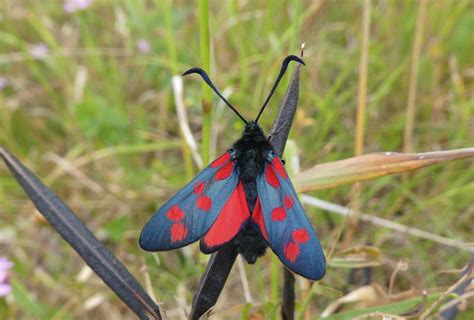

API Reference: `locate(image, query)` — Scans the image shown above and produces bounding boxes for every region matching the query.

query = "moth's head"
[243,121,265,138]
[244,121,261,132]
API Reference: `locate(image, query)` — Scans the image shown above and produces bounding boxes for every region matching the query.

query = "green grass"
[0,1,473,319]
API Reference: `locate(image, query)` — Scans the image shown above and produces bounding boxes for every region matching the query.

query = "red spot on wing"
[251,198,268,241]
[265,165,280,188]
[196,195,212,211]
[210,152,231,168]
[171,223,188,243]
[166,205,185,222]
[271,207,287,221]
[194,181,205,194]
[284,195,295,209]
[284,242,300,263]
[292,228,309,243]
[215,161,234,180]
[203,181,250,250]
[273,157,287,178]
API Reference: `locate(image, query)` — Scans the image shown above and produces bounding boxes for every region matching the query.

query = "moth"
[140,55,326,280]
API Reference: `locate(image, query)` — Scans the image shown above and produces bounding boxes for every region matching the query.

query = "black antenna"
[255,55,305,123]
[182,68,248,124]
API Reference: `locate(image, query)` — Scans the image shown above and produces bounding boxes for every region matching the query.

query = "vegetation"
[0,0,472,319]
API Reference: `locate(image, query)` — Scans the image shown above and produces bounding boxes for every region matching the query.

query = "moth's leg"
[263,150,274,163]
[229,148,239,160]
[263,150,286,165]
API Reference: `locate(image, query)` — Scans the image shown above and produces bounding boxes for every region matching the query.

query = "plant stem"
[199,0,212,166]
[344,0,371,246]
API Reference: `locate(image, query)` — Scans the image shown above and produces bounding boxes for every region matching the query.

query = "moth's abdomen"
[238,147,263,212]
[233,223,267,264]
[233,152,270,263]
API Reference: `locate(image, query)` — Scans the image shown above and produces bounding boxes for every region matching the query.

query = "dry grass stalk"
[345,0,372,247]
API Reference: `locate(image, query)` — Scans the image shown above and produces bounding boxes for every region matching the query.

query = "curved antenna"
[182,68,248,124]
[255,55,305,123]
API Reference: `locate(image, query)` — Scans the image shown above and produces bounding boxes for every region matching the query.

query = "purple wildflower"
[0,76,8,90]
[28,43,49,59]
[0,257,13,297]
[64,0,92,13]
[137,39,151,54]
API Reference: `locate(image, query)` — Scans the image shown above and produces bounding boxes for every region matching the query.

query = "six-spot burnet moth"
[139,55,326,280]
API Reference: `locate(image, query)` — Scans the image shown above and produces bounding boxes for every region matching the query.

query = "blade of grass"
[164,0,195,180]
[293,148,474,192]
[0,146,162,320]
[10,279,52,318]
[228,2,250,91]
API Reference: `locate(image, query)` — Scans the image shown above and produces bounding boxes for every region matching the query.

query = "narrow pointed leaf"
[273,61,301,320]
[190,61,302,319]
[0,146,162,320]
[294,148,474,192]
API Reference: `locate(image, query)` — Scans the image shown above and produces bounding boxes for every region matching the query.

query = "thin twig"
[301,195,474,253]
[420,264,472,319]
[438,291,474,315]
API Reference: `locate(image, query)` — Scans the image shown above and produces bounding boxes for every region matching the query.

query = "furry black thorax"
[231,121,274,264]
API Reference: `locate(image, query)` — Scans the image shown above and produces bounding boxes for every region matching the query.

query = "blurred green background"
[0,0,473,319]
